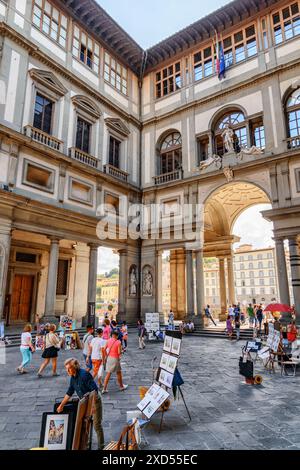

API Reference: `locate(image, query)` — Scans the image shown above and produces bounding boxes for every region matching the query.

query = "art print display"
[137,384,170,418]
[64,333,77,350]
[163,335,172,353]
[160,352,178,374]
[60,315,72,330]
[158,369,174,389]
[40,413,73,450]
[170,337,182,356]
[35,335,45,351]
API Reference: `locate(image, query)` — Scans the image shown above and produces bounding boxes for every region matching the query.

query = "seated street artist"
[57,358,105,450]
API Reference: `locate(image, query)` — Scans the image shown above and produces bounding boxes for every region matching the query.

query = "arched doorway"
[203,181,272,319]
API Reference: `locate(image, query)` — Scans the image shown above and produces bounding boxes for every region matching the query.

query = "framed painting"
[39,412,74,450]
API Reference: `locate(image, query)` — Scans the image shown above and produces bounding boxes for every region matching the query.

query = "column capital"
[48,236,60,244]
[118,248,128,256]
[88,243,100,250]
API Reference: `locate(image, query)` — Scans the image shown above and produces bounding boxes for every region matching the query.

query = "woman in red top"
[287,321,298,344]
[102,331,128,394]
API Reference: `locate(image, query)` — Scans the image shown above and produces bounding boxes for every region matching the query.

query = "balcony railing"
[24,125,62,151]
[153,169,183,185]
[104,164,128,183]
[69,147,98,169]
[287,136,300,150]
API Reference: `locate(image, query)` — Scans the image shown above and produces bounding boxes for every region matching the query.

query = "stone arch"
[208,104,248,131]
[156,128,182,153]
[203,181,272,240]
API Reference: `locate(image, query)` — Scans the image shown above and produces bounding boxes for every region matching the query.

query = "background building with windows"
[0,0,300,326]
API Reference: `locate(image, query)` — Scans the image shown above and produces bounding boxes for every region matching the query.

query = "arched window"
[214,111,247,156]
[286,88,300,147]
[159,132,182,175]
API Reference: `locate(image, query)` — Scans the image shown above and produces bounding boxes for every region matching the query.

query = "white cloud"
[98,247,119,274]
[232,204,274,250]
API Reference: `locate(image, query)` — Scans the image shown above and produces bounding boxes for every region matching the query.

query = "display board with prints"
[145,313,160,341]
[136,330,183,419]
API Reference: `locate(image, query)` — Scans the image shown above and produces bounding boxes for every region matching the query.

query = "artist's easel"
[157,379,191,433]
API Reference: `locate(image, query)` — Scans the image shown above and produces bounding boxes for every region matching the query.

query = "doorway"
[11,275,34,323]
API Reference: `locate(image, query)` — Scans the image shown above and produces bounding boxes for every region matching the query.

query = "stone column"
[227,256,235,305]
[195,250,204,327]
[155,250,164,323]
[219,257,227,319]
[170,251,178,315]
[186,250,194,319]
[44,237,60,323]
[87,244,99,305]
[288,236,300,322]
[0,219,12,321]
[176,249,186,320]
[118,249,127,322]
[274,238,290,306]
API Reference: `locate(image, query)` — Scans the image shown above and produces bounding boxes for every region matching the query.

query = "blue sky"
[97,0,229,49]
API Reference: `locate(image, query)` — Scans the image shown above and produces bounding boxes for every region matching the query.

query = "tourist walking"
[82,324,94,372]
[37,324,61,377]
[235,315,241,341]
[88,328,106,386]
[17,324,35,374]
[121,321,128,352]
[57,358,104,450]
[204,305,217,326]
[137,320,146,349]
[102,331,128,394]
[256,305,264,334]
[102,319,111,341]
[226,316,233,340]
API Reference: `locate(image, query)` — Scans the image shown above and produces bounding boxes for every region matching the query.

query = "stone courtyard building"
[0,0,300,327]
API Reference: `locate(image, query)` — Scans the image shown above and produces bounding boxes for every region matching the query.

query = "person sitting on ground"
[189,321,195,333]
[57,358,104,450]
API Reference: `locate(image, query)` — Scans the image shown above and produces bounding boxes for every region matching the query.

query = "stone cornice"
[142,55,300,128]
[142,150,300,194]
[0,22,141,130]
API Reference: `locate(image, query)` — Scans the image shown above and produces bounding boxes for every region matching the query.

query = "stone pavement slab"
[0,332,300,450]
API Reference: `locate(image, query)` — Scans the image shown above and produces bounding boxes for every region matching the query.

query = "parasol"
[264,303,292,313]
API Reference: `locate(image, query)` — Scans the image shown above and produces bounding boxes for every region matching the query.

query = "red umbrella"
[264,303,292,313]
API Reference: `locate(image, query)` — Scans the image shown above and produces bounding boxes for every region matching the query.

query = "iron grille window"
[33,93,53,134]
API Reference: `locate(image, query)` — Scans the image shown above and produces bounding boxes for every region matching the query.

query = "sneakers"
[52,373,60,377]
[37,373,43,378]
[102,389,108,394]
[120,384,128,392]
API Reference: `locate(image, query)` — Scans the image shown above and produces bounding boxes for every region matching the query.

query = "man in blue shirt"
[57,358,104,450]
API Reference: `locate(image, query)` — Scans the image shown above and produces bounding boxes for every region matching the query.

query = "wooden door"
[11,275,34,323]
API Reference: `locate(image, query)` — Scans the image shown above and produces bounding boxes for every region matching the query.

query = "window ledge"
[24,125,63,152]
[68,147,99,169]
[104,164,128,183]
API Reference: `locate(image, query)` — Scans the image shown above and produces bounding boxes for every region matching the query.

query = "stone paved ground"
[1,332,300,450]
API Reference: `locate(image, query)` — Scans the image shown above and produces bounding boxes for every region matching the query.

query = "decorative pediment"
[29,69,68,98]
[105,118,130,137]
[72,95,101,122]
